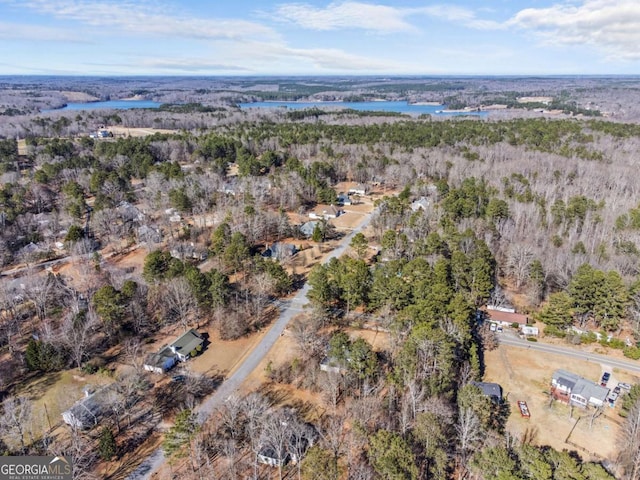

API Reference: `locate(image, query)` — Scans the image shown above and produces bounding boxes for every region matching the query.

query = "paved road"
[126,209,378,480]
[498,332,640,374]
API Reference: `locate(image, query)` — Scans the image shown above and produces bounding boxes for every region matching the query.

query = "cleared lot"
[483,344,638,461]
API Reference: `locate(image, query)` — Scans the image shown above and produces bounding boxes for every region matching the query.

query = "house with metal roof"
[169,329,204,362]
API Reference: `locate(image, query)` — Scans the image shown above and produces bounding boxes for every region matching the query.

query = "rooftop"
[471,381,503,401]
[144,345,175,369]
[485,309,529,325]
[171,329,204,354]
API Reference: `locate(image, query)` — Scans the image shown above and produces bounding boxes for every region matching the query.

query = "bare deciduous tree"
[1,395,33,452]
[456,407,482,467]
[619,399,640,480]
[163,276,197,331]
[59,309,98,369]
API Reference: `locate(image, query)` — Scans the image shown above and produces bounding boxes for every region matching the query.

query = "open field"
[483,345,639,461]
[2,369,112,450]
[106,126,177,137]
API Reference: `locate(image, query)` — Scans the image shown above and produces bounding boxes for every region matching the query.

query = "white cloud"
[418,5,502,30]
[135,58,252,73]
[216,39,414,73]
[0,21,89,42]
[273,2,502,33]
[508,0,640,60]
[273,2,415,33]
[3,0,279,42]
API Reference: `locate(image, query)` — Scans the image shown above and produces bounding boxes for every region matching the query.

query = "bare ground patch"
[483,345,627,461]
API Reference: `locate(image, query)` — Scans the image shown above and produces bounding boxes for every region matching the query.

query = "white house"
[143,329,204,374]
[551,369,609,408]
[62,385,115,429]
[348,184,367,196]
[143,345,178,374]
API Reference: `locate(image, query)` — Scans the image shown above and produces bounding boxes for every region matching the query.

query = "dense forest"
[1,78,639,479]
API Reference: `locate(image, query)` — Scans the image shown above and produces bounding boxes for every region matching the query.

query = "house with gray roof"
[336,193,352,206]
[471,381,503,403]
[170,329,204,362]
[62,384,116,429]
[143,345,178,374]
[551,369,609,408]
[262,242,297,262]
[300,221,320,238]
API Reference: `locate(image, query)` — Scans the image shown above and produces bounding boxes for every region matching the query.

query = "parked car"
[601,372,611,386]
[613,385,621,395]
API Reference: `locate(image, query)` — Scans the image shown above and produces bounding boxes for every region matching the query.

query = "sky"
[0,0,639,76]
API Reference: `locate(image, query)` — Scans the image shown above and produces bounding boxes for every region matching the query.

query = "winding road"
[126,209,377,479]
[498,332,640,374]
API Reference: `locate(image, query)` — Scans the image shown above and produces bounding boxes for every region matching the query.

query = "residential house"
[410,197,430,212]
[137,225,162,244]
[319,356,346,374]
[348,184,368,196]
[258,414,317,467]
[471,381,503,403]
[262,242,297,262]
[62,384,115,429]
[484,307,529,327]
[336,193,352,206]
[309,206,343,220]
[299,221,319,238]
[257,447,288,467]
[170,242,207,261]
[143,345,178,374]
[117,201,145,224]
[169,329,204,362]
[551,369,609,408]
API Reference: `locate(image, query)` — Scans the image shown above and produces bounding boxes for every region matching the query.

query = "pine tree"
[98,427,116,461]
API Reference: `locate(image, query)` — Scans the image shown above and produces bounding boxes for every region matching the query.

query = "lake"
[54,100,163,111]
[238,100,486,117]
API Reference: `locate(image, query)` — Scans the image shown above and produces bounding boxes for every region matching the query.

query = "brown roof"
[486,309,528,325]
